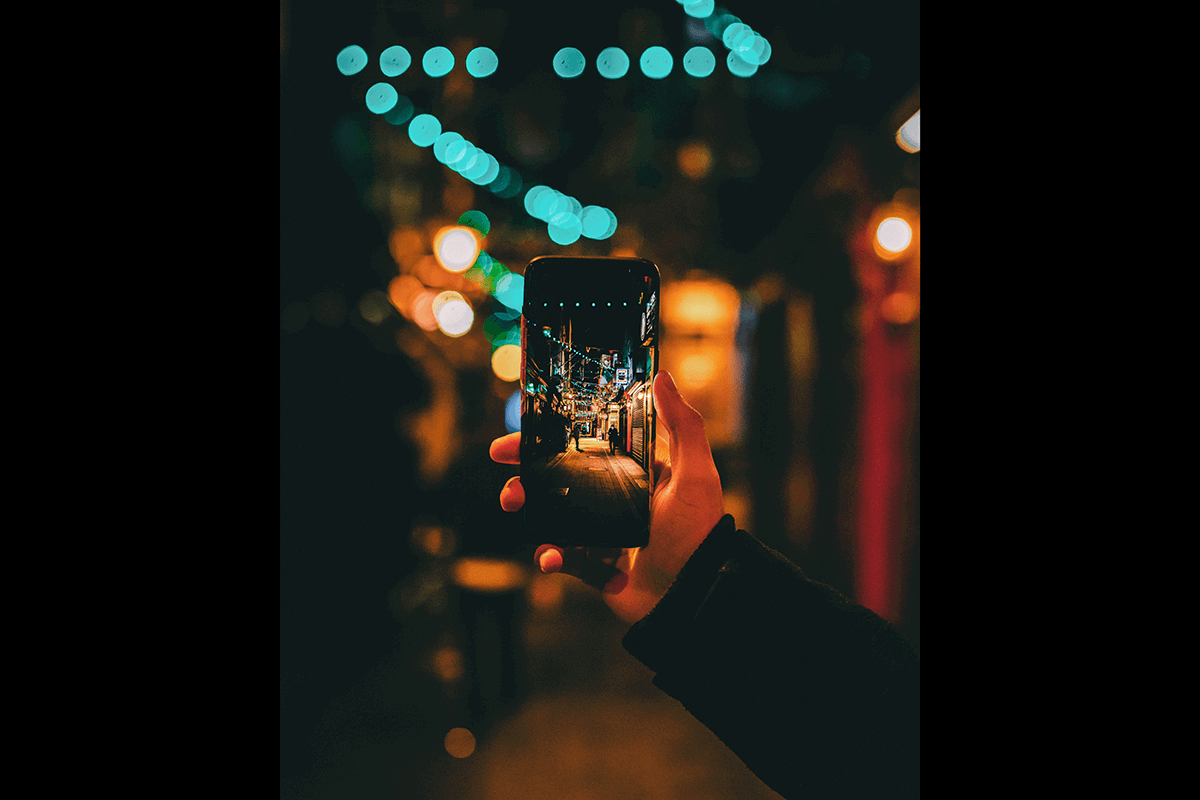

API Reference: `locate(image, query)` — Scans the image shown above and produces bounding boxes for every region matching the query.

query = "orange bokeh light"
[677,141,713,179]
[388,275,424,318]
[869,203,919,262]
[881,291,920,325]
[411,289,439,331]
[389,227,425,268]
[491,343,522,382]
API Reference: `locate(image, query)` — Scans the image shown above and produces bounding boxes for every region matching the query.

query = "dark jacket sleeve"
[622,515,919,800]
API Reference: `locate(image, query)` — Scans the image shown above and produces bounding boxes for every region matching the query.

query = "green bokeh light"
[683,46,716,77]
[380,46,411,77]
[640,46,673,79]
[408,114,442,147]
[337,45,368,76]
[553,47,586,78]
[683,0,715,19]
[365,82,399,114]
[422,47,454,77]
[466,47,498,78]
[459,210,491,236]
[596,47,630,79]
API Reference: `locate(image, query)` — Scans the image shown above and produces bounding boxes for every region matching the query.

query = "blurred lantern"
[434,225,482,273]
[660,277,742,447]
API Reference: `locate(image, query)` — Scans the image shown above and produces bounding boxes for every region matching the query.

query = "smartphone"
[519,256,660,548]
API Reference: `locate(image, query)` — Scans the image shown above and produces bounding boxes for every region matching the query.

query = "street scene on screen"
[521,270,658,544]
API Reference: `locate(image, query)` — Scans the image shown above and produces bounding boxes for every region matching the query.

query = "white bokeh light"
[876,217,913,253]
[436,227,480,273]
[436,298,474,337]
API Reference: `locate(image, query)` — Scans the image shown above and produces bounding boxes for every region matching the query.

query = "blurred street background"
[281,1,919,797]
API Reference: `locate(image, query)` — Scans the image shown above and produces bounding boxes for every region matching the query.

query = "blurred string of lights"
[335,7,774,245]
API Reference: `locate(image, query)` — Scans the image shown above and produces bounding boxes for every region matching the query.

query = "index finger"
[489,432,521,465]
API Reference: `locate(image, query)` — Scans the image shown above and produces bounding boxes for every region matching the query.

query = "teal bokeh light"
[495,169,523,199]
[640,47,673,79]
[383,95,414,126]
[683,47,716,77]
[524,185,551,217]
[727,50,758,77]
[423,47,454,77]
[380,46,412,77]
[459,210,491,236]
[534,190,564,222]
[553,47,586,78]
[337,45,368,76]
[683,0,715,18]
[495,273,525,311]
[599,208,618,239]
[461,151,491,181]
[434,131,464,164]
[466,47,498,78]
[449,142,479,173]
[472,154,500,186]
[706,13,739,40]
[365,83,399,114]
[752,36,772,65]
[408,114,442,147]
[722,22,750,50]
[581,206,609,239]
[548,215,582,246]
[490,166,512,194]
[596,47,630,79]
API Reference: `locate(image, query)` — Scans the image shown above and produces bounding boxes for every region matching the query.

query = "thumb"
[653,371,711,475]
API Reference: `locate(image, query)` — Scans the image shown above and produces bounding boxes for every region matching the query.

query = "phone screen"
[519,256,660,548]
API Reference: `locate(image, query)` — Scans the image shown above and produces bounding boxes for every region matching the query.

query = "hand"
[489,371,725,625]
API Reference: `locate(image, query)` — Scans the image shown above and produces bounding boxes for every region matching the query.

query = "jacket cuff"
[622,514,753,672]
